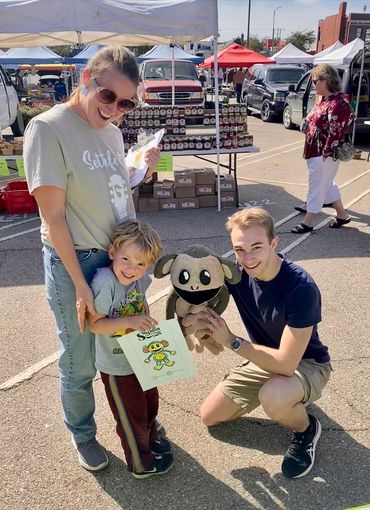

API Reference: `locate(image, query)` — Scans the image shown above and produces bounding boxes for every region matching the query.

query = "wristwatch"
[230,336,243,352]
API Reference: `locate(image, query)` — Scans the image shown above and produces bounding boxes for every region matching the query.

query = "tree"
[285,30,315,52]
[248,36,265,54]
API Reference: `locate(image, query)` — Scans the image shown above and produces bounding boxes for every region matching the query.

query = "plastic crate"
[1,180,38,214]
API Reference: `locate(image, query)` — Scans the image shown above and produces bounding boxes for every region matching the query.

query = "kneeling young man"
[183,208,331,479]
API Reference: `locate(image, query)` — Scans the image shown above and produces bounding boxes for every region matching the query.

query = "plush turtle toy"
[154,244,241,354]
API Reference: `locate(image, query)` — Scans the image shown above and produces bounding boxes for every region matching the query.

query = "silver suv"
[0,64,24,136]
[283,48,370,133]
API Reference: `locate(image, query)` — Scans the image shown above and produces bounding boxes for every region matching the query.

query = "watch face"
[231,338,242,351]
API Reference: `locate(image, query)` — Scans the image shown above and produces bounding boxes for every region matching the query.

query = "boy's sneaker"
[151,436,172,454]
[72,437,109,471]
[132,452,174,480]
[282,414,322,479]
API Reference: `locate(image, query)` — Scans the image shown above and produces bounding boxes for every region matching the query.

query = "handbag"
[332,138,355,162]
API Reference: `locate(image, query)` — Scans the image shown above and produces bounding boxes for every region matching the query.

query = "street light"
[272,5,281,54]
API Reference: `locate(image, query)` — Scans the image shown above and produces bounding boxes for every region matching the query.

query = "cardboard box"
[178,197,199,209]
[174,170,195,187]
[153,180,175,199]
[196,184,215,196]
[138,197,159,212]
[219,174,236,191]
[199,195,218,208]
[139,182,154,195]
[194,167,215,185]
[159,198,178,211]
[175,186,196,198]
[220,192,236,208]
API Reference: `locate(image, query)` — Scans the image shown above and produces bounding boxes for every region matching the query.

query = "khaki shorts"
[217,358,332,412]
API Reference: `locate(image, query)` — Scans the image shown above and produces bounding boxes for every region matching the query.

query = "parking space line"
[237,140,304,161]
[2,185,369,391]
[0,226,40,243]
[238,145,303,167]
[0,217,40,231]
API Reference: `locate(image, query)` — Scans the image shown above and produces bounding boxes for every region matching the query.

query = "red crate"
[1,180,38,214]
[0,192,5,213]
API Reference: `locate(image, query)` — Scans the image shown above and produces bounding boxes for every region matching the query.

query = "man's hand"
[76,283,96,334]
[201,308,234,348]
[144,147,160,180]
[182,309,229,354]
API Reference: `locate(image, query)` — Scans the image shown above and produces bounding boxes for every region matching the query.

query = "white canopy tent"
[0,0,217,47]
[314,41,344,60]
[0,0,227,210]
[271,43,314,64]
[313,38,364,66]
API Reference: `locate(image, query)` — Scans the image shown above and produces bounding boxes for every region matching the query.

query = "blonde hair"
[226,208,275,242]
[312,64,341,93]
[111,219,162,266]
[69,45,139,104]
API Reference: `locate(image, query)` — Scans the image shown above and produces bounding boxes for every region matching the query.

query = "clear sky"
[218,0,370,42]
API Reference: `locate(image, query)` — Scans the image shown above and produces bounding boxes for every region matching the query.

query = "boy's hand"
[128,314,158,332]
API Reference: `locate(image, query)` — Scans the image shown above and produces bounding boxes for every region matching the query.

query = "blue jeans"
[43,245,110,442]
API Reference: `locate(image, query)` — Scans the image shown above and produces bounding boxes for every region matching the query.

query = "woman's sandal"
[291,223,313,234]
[329,217,351,229]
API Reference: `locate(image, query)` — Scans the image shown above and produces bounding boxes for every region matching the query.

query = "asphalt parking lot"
[1,116,369,510]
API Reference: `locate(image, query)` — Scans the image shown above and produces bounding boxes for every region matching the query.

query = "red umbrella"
[201,42,272,68]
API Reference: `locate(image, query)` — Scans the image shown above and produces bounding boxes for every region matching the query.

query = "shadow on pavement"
[92,446,250,510]
[208,405,370,510]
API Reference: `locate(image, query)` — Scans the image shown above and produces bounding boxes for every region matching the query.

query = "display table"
[163,145,259,206]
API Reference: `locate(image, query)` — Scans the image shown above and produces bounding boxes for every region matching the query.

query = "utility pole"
[246,0,251,48]
[272,6,281,54]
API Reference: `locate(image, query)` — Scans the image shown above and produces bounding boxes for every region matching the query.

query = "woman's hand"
[144,147,160,180]
[76,283,96,334]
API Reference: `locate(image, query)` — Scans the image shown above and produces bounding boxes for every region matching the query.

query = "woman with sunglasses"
[291,64,354,234]
[24,46,160,471]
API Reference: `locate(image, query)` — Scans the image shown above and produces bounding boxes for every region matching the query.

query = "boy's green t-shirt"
[24,104,136,250]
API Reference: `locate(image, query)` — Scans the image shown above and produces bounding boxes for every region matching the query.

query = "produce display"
[120,105,253,152]
[0,139,23,155]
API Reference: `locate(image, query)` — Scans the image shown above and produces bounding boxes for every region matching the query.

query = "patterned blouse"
[303,93,354,160]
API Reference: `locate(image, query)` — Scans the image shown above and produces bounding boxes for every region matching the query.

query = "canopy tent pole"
[352,47,365,144]
[213,35,221,212]
[171,43,175,107]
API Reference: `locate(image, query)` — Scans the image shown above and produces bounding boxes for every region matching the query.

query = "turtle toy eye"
[200,269,211,285]
[179,270,190,285]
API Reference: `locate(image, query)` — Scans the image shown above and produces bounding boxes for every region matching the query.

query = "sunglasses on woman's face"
[91,78,137,113]
[312,78,324,85]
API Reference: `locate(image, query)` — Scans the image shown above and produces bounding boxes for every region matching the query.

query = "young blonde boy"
[88,219,173,479]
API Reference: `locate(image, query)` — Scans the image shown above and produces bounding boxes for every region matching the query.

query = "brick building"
[316,2,370,52]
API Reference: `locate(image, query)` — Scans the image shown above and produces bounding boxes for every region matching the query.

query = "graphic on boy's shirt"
[143,340,176,371]
[112,288,146,338]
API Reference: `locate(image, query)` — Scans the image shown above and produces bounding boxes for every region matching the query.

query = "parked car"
[0,63,24,136]
[242,64,305,122]
[138,59,204,106]
[283,48,370,133]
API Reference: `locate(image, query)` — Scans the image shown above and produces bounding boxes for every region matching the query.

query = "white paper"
[115,319,197,391]
[126,129,165,189]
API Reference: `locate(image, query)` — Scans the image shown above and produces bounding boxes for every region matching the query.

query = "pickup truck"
[0,64,24,136]
[138,59,204,106]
